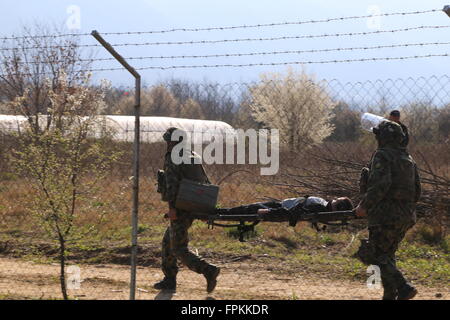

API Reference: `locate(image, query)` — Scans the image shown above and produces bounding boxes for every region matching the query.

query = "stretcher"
[190,206,359,242]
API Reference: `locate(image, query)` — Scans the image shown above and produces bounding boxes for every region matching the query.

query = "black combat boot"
[153,277,176,291]
[203,265,220,293]
[382,290,397,300]
[382,282,398,300]
[397,283,417,300]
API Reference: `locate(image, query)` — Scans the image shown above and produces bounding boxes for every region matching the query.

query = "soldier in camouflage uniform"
[153,127,220,293]
[355,120,421,300]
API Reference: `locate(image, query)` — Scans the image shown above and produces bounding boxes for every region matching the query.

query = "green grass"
[0,179,448,288]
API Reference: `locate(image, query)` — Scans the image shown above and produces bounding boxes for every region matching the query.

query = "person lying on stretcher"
[215,196,354,216]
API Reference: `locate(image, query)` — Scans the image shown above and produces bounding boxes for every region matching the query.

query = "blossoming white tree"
[247,68,335,150]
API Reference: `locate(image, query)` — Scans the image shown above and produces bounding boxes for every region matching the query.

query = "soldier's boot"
[382,289,397,300]
[153,277,176,291]
[381,280,398,300]
[203,265,220,293]
[397,283,417,300]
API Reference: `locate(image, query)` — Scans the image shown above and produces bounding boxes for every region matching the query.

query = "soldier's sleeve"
[414,164,421,203]
[165,163,182,209]
[401,123,409,147]
[359,167,370,195]
[360,151,392,212]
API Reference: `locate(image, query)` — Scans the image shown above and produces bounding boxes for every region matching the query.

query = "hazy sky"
[1,0,449,87]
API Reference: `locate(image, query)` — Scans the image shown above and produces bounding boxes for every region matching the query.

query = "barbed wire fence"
[0,8,443,42]
[0,7,449,300]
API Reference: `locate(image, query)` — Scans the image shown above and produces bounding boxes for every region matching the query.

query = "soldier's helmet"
[373,120,405,144]
[163,127,185,143]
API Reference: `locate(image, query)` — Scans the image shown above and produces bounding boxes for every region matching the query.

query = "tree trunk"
[58,234,68,300]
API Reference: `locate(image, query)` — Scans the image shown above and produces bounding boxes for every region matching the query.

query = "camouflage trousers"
[358,223,412,295]
[161,212,213,279]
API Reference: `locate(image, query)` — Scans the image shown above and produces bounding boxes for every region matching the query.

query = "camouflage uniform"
[161,143,216,280]
[357,121,421,299]
[359,121,409,195]
[398,121,409,150]
[359,166,370,196]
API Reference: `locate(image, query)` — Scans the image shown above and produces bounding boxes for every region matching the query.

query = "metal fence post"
[91,30,141,300]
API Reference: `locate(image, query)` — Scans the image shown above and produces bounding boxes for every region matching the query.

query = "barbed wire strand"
[14,41,450,64]
[0,8,442,41]
[1,53,448,77]
[98,9,442,35]
[129,53,450,70]
[1,25,449,51]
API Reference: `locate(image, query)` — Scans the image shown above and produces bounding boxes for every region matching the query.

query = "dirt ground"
[0,257,448,300]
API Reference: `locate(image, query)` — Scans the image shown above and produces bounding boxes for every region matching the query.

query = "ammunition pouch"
[156,170,168,201]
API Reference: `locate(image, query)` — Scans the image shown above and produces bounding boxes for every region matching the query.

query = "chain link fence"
[0,75,449,300]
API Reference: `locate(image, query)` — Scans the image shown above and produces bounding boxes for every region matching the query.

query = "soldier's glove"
[167,208,178,221]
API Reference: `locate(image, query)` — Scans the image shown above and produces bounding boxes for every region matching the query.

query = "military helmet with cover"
[373,120,405,145]
[163,127,185,143]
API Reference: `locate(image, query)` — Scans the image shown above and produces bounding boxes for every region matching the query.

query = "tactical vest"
[374,148,417,201]
[160,150,210,203]
[179,151,210,184]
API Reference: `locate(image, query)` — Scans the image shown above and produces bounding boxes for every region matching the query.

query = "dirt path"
[0,257,447,300]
